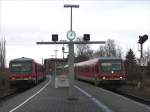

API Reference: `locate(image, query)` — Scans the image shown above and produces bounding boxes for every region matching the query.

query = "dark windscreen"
[101,60,122,73]
[10,61,32,74]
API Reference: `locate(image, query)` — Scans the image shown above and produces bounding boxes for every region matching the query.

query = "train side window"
[89,66,92,72]
[85,66,88,72]
[81,67,84,72]
[78,67,80,72]
[86,67,88,72]
[83,67,85,72]
[80,67,82,72]
[77,67,79,72]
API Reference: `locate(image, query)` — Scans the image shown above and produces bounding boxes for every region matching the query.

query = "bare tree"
[116,45,122,58]
[105,39,116,57]
[75,37,93,62]
[0,38,6,69]
[144,47,150,62]
[94,39,122,58]
[93,46,106,57]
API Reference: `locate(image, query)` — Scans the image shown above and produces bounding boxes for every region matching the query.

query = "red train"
[75,57,127,85]
[9,57,46,85]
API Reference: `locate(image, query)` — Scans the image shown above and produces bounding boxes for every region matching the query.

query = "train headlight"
[12,77,15,80]
[120,76,123,79]
[102,76,106,80]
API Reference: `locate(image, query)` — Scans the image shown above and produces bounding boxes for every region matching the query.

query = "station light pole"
[64,4,79,99]
[36,4,106,99]
[64,4,79,31]
[51,55,55,59]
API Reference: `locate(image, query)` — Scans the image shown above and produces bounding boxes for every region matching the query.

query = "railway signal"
[138,35,148,44]
[52,34,58,42]
[83,34,90,41]
[138,34,148,89]
[138,34,148,59]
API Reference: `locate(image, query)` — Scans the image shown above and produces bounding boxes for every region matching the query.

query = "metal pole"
[53,48,58,88]
[69,6,74,99]
[71,7,72,31]
[51,55,54,59]
[68,42,75,98]
[140,43,144,88]
[62,44,65,75]
[42,58,43,64]
[63,46,64,60]
[64,4,79,99]
[60,40,67,76]
[140,43,143,59]
[54,49,58,77]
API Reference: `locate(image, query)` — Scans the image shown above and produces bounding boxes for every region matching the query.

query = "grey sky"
[0,0,150,67]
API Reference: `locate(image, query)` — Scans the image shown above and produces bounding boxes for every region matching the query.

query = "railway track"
[0,79,46,103]
[77,79,150,106]
[0,85,33,103]
[0,88,18,103]
[100,85,150,107]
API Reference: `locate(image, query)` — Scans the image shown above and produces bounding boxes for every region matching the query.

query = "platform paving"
[8,77,103,112]
[1,76,149,112]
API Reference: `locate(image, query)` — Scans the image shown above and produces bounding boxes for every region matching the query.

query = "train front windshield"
[101,60,122,73]
[10,62,32,74]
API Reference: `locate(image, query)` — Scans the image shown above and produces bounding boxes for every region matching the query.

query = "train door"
[34,64,38,84]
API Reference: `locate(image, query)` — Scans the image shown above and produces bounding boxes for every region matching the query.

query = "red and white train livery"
[75,57,126,85]
[9,57,45,85]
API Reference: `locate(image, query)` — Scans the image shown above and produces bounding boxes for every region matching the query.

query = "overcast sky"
[0,0,150,67]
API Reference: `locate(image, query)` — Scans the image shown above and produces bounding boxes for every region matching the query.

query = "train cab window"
[112,62,122,71]
[101,62,112,72]
[11,62,32,73]
[101,61,122,73]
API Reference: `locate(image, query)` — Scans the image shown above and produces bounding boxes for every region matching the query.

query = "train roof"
[75,57,122,66]
[10,57,34,62]
[98,57,122,60]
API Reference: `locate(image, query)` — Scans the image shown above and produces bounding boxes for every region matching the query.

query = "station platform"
[2,75,150,112]
[31,76,102,112]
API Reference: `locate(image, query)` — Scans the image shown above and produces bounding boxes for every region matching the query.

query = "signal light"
[83,34,90,41]
[52,34,58,42]
[138,35,148,44]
